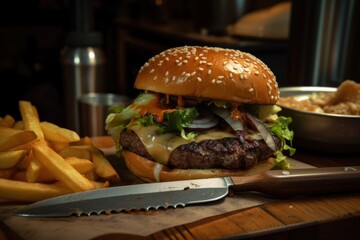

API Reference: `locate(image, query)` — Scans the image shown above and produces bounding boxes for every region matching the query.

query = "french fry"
[0,168,17,179]
[0,178,72,202]
[19,100,44,139]
[59,146,91,160]
[32,141,96,192]
[89,147,121,184]
[47,140,69,152]
[12,170,26,181]
[16,155,30,170]
[72,136,92,146]
[21,157,94,183]
[0,150,27,169]
[26,158,42,183]
[0,100,122,203]
[40,121,80,143]
[65,157,94,173]
[13,120,25,130]
[84,169,97,181]
[0,127,37,151]
[0,114,15,128]
[14,157,93,181]
[93,180,110,188]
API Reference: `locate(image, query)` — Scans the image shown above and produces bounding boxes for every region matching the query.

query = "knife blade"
[17,166,360,217]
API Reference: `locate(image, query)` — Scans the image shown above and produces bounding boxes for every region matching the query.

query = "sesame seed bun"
[135,46,279,104]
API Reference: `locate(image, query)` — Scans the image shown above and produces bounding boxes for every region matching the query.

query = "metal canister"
[60,32,106,132]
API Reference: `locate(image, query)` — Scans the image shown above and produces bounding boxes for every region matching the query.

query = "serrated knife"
[17,166,360,217]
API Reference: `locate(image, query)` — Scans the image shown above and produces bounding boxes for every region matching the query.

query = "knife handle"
[229,166,360,197]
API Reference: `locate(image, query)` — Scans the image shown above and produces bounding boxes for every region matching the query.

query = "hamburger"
[106,46,295,182]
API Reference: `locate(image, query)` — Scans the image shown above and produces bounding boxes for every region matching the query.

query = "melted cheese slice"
[129,123,235,165]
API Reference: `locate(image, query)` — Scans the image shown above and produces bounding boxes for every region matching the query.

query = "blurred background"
[0,0,359,132]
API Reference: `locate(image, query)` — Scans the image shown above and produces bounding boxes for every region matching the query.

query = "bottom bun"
[122,150,275,182]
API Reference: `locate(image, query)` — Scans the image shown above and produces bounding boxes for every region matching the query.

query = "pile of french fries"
[0,100,120,202]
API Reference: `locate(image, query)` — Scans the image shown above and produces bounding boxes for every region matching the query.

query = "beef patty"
[119,128,281,170]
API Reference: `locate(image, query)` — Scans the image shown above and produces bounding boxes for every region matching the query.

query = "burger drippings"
[136,93,175,122]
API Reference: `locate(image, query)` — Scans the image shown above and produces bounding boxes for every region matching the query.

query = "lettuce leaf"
[267,116,296,169]
[105,93,156,146]
[163,107,199,132]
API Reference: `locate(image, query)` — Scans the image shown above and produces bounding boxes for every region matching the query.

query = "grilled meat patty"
[119,128,280,170]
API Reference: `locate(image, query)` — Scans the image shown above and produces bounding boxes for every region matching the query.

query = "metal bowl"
[278,86,360,153]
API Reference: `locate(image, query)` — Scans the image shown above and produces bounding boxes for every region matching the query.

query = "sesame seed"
[263,73,266,79]
[175,59,180,63]
[208,69,212,75]
[216,80,222,84]
[191,71,196,76]
[165,57,169,61]
[229,73,233,78]
[181,72,186,76]
[207,62,213,66]
[249,88,254,93]
[172,76,176,81]
[255,71,259,75]
[165,71,169,77]
[240,74,244,80]
[218,75,224,79]
[197,77,202,82]
[223,61,228,65]
[198,67,204,71]
[153,76,157,80]
[186,73,191,77]
[195,57,199,61]
[201,57,207,60]
[150,69,155,73]
[177,62,182,66]
[212,79,216,83]
[183,60,188,63]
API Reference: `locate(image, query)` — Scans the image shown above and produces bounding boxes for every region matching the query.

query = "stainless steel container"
[60,45,106,132]
[278,87,360,153]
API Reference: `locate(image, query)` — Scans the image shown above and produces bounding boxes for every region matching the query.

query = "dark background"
[0,0,359,129]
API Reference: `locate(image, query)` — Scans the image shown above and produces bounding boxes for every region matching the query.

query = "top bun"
[135,46,279,104]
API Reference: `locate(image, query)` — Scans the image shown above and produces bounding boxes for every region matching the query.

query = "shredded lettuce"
[105,93,156,145]
[267,116,296,169]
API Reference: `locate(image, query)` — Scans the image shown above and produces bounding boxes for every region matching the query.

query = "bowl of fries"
[0,100,121,203]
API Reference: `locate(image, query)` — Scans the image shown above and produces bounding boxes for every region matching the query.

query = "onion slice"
[211,107,244,131]
[246,113,277,151]
[187,111,219,129]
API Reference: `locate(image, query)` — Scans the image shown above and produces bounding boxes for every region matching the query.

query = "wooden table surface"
[95,149,360,240]
[1,149,359,240]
